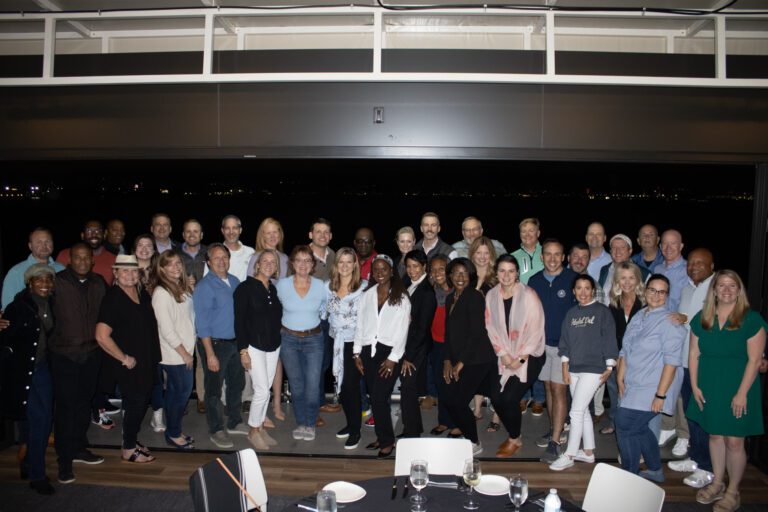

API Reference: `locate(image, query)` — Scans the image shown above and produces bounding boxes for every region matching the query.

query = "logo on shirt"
[557,289,566,298]
[571,315,595,327]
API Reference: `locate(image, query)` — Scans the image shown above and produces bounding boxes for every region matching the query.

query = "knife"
[402,481,409,499]
[391,476,398,500]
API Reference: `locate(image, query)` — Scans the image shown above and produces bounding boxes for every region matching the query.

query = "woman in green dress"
[687,270,766,512]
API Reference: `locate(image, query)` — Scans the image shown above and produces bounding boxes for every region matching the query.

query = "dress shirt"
[651,257,688,312]
[193,272,239,340]
[678,274,714,368]
[631,249,664,273]
[587,250,612,281]
[353,284,411,363]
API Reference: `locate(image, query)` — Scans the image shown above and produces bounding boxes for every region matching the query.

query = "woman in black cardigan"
[442,257,496,455]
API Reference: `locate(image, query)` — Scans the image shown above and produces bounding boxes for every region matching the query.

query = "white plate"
[322,481,367,503]
[474,474,509,496]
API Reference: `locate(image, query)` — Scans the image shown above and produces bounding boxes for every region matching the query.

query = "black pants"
[199,339,244,434]
[122,391,151,449]
[340,342,362,435]
[50,350,101,468]
[490,354,545,439]
[443,362,495,444]
[399,349,427,437]
[361,344,400,449]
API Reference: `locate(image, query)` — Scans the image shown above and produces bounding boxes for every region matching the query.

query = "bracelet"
[655,393,666,400]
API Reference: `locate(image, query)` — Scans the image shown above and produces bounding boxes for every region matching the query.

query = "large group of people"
[0,212,765,512]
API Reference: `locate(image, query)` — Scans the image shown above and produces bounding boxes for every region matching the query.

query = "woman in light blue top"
[276,245,327,442]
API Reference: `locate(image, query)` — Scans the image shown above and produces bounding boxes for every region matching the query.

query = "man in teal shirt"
[2,228,64,309]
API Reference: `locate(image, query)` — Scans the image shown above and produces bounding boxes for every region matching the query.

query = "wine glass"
[509,474,528,512]
[462,458,481,510]
[409,459,429,511]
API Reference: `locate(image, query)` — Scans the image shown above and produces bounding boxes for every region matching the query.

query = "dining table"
[280,475,585,511]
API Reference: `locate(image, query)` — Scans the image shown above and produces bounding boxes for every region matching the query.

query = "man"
[219,215,255,283]
[102,219,126,256]
[56,220,116,285]
[598,234,650,306]
[353,227,378,281]
[2,228,65,309]
[416,212,458,261]
[150,213,178,254]
[585,222,611,281]
[511,218,543,285]
[179,219,207,414]
[49,243,107,484]
[309,218,335,282]
[652,229,688,312]
[666,248,716,489]
[567,242,590,275]
[193,243,247,449]
[527,239,578,463]
[452,216,507,258]
[631,224,664,273]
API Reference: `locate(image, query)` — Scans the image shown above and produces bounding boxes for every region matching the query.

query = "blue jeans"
[682,368,712,471]
[18,361,54,482]
[161,363,193,438]
[605,371,619,425]
[151,364,165,411]
[198,339,244,434]
[616,407,661,474]
[522,379,546,404]
[280,331,324,427]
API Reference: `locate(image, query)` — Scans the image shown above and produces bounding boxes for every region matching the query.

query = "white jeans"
[246,346,281,428]
[592,382,605,416]
[565,372,602,456]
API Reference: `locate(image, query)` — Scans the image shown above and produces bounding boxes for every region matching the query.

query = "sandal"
[263,417,276,429]
[599,426,615,435]
[486,422,500,433]
[122,448,156,464]
[713,491,740,512]
[696,482,726,505]
[136,442,151,454]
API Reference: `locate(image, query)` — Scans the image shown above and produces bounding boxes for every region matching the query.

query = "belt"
[281,325,322,338]
[211,338,235,343]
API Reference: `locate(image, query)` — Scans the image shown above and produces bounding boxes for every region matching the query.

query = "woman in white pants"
[550,274,618,471]
[234,250,283,450]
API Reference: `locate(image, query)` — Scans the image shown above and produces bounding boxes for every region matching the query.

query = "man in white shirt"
[666,248,716,489]
[452,216,507,258]
[220,215,255,283]
[585,222,611,281]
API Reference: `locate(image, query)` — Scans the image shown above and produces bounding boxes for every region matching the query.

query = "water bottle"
[543,488,561,512]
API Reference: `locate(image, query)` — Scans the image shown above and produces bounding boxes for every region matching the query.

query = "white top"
[678,273,714,368]
[152,286,196,365]
[353,284,411,363]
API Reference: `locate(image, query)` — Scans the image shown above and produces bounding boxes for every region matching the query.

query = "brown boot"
[496,439,522,458]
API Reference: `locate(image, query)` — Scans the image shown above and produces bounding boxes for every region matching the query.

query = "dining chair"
[394,438,473,477]
[581,463,665,512]
[189,447,269,511]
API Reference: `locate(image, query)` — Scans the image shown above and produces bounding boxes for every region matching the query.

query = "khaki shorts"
[538,345,565,385]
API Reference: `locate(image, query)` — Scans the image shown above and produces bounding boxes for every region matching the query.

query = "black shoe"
[242,401,251,413]
[336,426,350,439]
[377,445,395,459]
[103,401,121,415]
[447,432,464,439]
[58,468,75,484]
[396,431,406,439]
[344,434,361,450]
[366,441,380,450]
[73,450,104,465]
[30,478,55,495]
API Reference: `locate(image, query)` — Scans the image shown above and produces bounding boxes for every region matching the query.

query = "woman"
[686,270,766,512]
[95,255,161,464]
[400,250,437,438]
[151,251,196,450]
[601,261,645,435]
[484,255,546,458]
[0,264,56,494]
[133,234,156,292]
[235,250,283,451]
[442,257,496,456]
[353,255,410,458]
[276,245,326,441]
[325,248,366,449]
[468,236,498,420]
[616,274,686,481]
[394,227,415,281]
[248,217,290,421]
[427,254,460,437]
[549,274,617,470]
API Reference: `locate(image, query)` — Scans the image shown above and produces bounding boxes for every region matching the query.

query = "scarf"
[485,282,546,390]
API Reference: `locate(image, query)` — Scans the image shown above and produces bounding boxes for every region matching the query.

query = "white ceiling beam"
[33,0,92,38]
[686,19,711,37]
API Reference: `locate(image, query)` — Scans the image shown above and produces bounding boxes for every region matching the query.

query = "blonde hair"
[151,251,191,303]
[255,217,284,252]
[519,217,540,230]
[253,249,280,280]
[700,269,750,330]
[329,247,363,294]
[395,226,415,243]
[468,236,498,288]
[609,261,646,308]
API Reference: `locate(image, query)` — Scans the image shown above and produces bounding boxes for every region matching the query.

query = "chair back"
[582,463,665,512]
[189,448,268,511]
[394,438,473,477]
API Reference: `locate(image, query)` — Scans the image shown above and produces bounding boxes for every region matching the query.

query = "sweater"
[558,301,619,374]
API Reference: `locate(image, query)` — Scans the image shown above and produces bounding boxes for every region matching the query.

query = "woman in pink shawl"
[485,254,546,458]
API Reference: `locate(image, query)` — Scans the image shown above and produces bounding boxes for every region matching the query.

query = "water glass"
[316,489,337,512]
[509,474,529,512]
[462,458,481,510]
[409,459,429,511]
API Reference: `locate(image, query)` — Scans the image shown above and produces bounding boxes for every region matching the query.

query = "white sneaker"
[658,429,676,447]
[668,458,698,472]
[549,454,575,471]
[292,426,306,440]
[472,442,483,456]
[150,409,166,433]
[573,450,595,463]
[684,469,714,489]
[303,426,316,441]
[226,423,249,436]
[672,438,690,457]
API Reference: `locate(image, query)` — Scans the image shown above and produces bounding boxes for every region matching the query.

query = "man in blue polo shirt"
[528,239,577,464]
[2,228,64,310]
[193,243,246,449]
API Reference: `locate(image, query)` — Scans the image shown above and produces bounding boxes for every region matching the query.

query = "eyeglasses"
[646,287,668,296]
[354,238,373,244]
